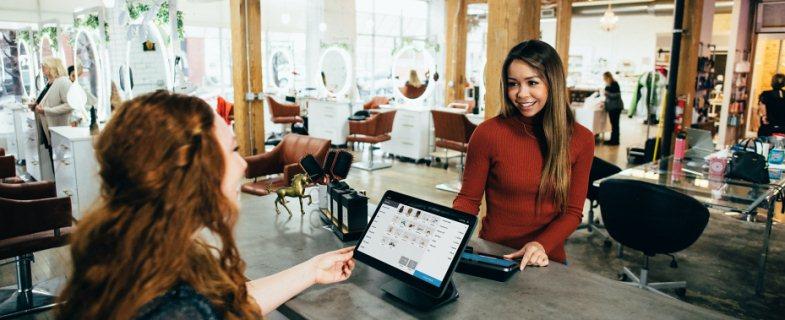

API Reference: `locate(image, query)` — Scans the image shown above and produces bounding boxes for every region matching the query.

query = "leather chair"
[598,179,709,298]
[431,109,477,193]
[241,134,331,196]
[363,96,389,111]
[0,180,73,318]
[447,99,476,113]
[347,110,396,171]
[266,96,303,131]
[577,157,621,238]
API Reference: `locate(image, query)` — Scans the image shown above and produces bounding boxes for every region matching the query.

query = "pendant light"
[600,3,619,32]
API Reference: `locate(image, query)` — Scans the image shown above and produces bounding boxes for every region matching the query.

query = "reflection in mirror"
[392,46,433,101]
[126,22,171,97]
[74,30,100,114]
[38,36,61,91]
[318,47,351,97]
[17,41,34,98]
[269,49,293,92]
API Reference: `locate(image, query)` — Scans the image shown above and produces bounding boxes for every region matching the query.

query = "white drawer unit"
[382,105,432,161]
[50,127,100,220]
[11,105,30,161]
[0,103,18,156]
[24,116,42,180]
[308,100,351,145]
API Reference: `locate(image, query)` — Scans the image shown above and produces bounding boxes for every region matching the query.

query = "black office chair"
[577,157,621,235]
[599,179,709,298]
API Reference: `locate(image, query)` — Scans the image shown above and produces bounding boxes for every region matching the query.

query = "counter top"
[235,194,730,320]
[49,126,100,141]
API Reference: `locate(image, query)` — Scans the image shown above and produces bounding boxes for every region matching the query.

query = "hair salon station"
[1,0,785,319]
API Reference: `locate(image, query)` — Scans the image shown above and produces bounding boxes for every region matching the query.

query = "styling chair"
[431,109,477,193]
[598,179,709,298]
[241,134,330,196]
[266,96,303,139]
[347,110,397,171]
[577,157,621,237]
[362,96,389,112]
[0,180,73,318]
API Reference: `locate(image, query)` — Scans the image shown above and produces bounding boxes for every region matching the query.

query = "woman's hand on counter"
[504,241,549,270]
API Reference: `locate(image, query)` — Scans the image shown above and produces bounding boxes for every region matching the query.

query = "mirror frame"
[73,28,107,119]
[391,45,435,103]
[317,46,352,98]
[123,21,173,98]
[17,39,36,99]
[268,47,294,93]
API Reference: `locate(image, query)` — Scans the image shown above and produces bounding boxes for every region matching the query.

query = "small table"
[236,196,728,319]
[596,155,784,295]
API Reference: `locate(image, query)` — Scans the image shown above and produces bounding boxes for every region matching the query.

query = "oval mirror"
[37,35,64,92]
[318,46,351,97]
[74,29,102,117]
[268,49,293,93]
[17,40,35,99]
[392,46,434,102]
[125,22,172,98]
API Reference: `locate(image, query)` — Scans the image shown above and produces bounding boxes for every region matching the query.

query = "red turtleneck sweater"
[453,113,594,263]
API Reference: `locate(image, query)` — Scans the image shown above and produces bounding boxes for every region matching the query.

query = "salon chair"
[598,179,709,298]
[447,100,476,113]
[431,109,477,193]
[0,180,73,318]
[577,157,621,239]
[242,134,330,196]
[266,96,303,139]
[347,110,397,171]
[363,96,390,111]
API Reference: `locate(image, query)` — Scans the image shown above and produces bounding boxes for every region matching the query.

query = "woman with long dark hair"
[57,91,355,319]
[603,71,623,145]
[454,40,594,268]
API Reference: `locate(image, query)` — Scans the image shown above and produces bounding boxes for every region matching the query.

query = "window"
[183,26,233,101]
[355,0,430,100]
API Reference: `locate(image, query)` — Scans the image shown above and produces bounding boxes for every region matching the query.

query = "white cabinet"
[24,116,42,180]
[308,100,352,145]
[0,103,20,156]
[50,127,100,220]
[382,105,432,161]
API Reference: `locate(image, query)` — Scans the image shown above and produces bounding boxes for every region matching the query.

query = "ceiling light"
[600,4,619,32]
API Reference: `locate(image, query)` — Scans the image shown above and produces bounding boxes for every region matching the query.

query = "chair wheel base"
[0,289,58,319]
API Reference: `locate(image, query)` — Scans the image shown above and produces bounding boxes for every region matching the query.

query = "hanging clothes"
[627,72,663,118]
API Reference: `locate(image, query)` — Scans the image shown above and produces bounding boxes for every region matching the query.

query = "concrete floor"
[1,115,782,319]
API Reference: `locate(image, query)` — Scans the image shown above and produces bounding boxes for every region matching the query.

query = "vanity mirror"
[268,48,294,93]
[123,21,173,98]
[318,46,351,97]
[17,39,36,99]
[73,29,105,119]
[391,46,434,102]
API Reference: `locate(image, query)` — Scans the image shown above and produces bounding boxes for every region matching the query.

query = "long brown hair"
[57,91,261,319]
[499,40,575,213]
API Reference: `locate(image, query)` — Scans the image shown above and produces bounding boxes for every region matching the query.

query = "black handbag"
[727,139,770,184]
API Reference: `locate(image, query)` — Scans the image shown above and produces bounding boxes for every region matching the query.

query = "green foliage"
[127,1,185,40]
[41,26,59,51]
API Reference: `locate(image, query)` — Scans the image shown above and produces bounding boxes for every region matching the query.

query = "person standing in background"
[602,72,623,146]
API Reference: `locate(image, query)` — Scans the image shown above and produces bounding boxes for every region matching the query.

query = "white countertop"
[49,126,100,141]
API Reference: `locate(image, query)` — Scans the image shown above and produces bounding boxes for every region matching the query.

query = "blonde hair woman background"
[27,57,73,146]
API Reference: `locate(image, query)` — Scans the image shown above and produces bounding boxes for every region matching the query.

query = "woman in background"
[758,73,785,137]
[602,71,623,146]
[29,57,72,147]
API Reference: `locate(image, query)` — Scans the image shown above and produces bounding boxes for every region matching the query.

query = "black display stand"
[381,279,458,311]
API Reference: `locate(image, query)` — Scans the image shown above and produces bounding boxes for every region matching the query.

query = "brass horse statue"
[273,173,313,216]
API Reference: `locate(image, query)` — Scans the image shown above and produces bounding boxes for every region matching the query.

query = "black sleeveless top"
[134,284,222,320]
[761,89,785,126]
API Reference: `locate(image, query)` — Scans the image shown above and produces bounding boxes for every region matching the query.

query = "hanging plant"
[74,15,110,43]
[128,1,185,39]
[41,26,60,51]
[18,30,31,44]
[320,42,351,52]
[392,37,440,56]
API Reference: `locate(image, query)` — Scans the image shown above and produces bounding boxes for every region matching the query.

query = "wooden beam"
[484,0,541,118]
[229,0,264,156]
[675,0,706,127]
[555,0,572,72]
[467,0,487,4]
[445,0,469,105]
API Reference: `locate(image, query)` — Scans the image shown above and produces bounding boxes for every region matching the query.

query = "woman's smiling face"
[506,60,548,118]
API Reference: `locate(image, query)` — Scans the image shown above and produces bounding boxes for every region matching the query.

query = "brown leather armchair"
[347,110,396,171]
[431,109,477,193]
[362,96,390,111]
[266,96,303,127]
[241,134,331,196]
[1,152,14,180]
[0,179,73,318]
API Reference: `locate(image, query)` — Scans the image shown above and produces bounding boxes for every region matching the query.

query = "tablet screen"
[357,197,470,287]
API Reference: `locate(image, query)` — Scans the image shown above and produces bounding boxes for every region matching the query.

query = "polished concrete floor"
[2,115,782,319]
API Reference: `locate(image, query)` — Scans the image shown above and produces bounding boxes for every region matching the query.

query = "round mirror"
[392,46,434,102]
[125,22,172,98]
[268,49,293,92]
[318,46,351,97]
[74,29,102,116]
[17,40,35,99]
